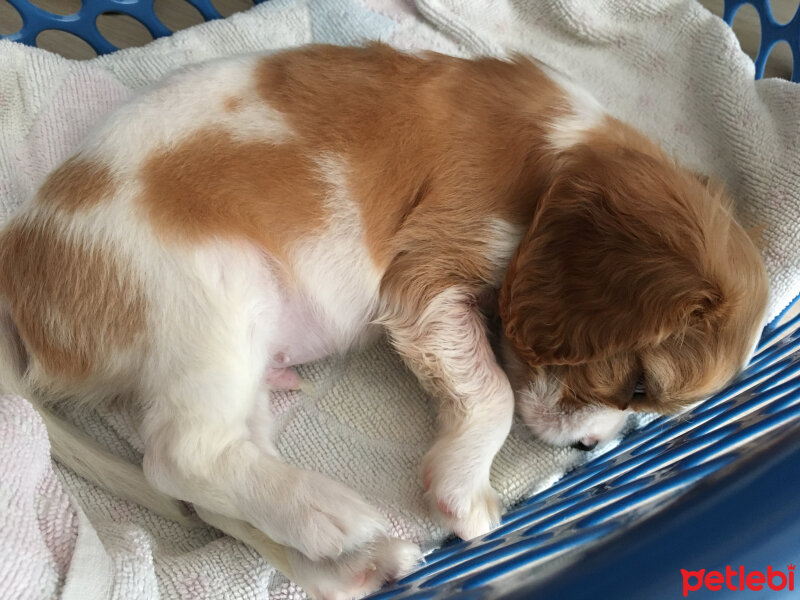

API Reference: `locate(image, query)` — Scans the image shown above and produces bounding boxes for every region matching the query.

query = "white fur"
[484,217,525,285]
[285,154,383,357]
[135,205,389,564]
[513,367,629,448]
[543,65,605,151]
[82,55,293,171]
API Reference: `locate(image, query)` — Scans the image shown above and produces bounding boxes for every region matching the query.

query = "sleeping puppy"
[0,43,767,598]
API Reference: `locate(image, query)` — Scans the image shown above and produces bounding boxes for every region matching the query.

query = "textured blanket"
[1,0,799,598]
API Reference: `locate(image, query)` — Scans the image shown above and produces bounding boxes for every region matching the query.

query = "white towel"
[1,1,798,598]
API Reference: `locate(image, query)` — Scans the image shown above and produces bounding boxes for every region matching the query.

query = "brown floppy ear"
[499,147,725,366]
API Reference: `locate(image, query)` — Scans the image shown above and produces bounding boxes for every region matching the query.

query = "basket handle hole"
[35,29,96,59]
[764,40,794,79]
[154,0,205,33]
[27,0,81,16]
[0,0,23,35]
[767,0,800,25]
[211,0,255,18]
[96,12,154,50]
[729,2,762,63]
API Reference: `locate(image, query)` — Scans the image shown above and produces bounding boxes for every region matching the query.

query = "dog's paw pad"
[427,483,501,541]
[451,485,502,540]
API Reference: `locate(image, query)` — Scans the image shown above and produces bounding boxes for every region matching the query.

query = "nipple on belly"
[273,351,292,366]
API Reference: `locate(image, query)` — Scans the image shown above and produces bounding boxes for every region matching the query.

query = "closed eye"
[632,377,647,400]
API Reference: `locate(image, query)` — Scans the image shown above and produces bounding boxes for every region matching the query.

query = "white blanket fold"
[1,1,798,598]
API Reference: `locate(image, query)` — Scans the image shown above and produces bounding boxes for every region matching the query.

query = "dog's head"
[499,137,768,450]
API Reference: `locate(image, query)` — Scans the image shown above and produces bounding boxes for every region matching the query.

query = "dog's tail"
[0,308,197,526]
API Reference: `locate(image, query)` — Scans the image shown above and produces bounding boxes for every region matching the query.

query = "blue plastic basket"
[0,0,270,55]
[2,2,799,599]
[2,0,798,82]
[724,0,800,82]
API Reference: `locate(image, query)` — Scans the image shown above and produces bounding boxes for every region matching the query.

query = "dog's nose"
[571,439,598,452]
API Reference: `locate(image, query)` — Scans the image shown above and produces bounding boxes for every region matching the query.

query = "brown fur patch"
[0,219,146,380]
[254,43,565,304]
[139,129,326,267]
[37,157,115,211]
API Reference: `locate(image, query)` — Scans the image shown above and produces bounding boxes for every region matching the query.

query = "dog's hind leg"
[138,338,391,562]
[135,243,391,563]
[195,507,420,600]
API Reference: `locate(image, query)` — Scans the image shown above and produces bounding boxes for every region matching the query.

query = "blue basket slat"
[185,0,224,22]
[591,430,729,488]
[1,0,269,54]
[757,307,800,351]
[457,528,620,594]
[500,420,800,600]
[723,0,800,82]
[743,329,800,375]
[399,540,509,585]
[565,456,736,529]
[485,497,584,544]
[6,0,165,54]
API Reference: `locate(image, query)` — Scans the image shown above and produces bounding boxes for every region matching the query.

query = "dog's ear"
[499,146,725,367]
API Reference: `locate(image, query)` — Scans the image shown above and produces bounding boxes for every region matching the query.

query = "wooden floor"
[0,0,796,79]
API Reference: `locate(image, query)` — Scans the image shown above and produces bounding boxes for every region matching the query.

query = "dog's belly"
[261,246,383,370]
[255,169,385,369]
[267,292,351,368]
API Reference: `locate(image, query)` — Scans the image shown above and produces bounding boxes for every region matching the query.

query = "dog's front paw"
[422,445,503,540]
[426,479,502,540]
